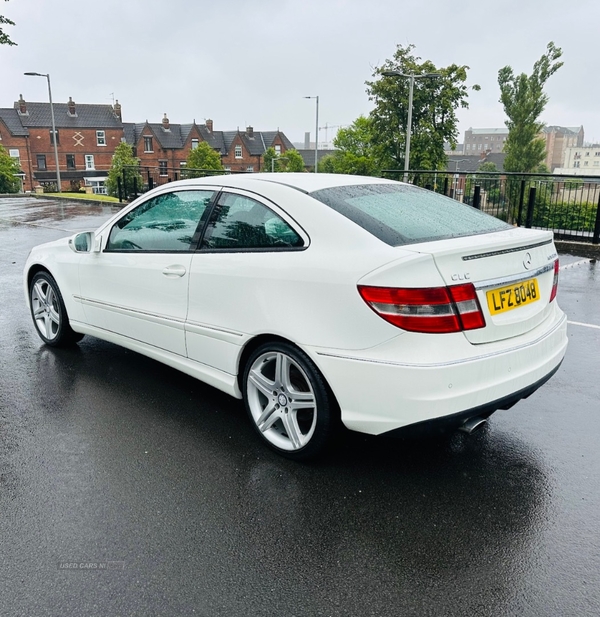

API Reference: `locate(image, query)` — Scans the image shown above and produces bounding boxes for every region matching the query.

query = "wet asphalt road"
[1,197,599,617]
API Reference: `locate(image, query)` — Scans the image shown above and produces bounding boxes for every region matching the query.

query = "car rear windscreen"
[309,183,511,246]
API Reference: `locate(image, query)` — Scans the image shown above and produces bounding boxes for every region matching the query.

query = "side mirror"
[68,232,101,254]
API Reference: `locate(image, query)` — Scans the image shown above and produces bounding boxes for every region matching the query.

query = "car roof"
[171,172,400,194]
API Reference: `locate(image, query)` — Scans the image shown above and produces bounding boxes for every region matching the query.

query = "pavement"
[1,197,599,617]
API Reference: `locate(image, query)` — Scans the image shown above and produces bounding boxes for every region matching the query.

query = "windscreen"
[310,183,511,246]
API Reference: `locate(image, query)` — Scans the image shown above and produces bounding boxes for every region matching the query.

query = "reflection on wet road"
[1,197,599,616]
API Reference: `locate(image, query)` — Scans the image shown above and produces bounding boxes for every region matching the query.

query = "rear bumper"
[307,309,568,435]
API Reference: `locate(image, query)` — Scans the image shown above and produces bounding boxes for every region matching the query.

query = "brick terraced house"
[0,96,295,193]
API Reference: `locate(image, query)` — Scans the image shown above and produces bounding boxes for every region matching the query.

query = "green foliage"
[318,151,378,176]
[106,142,143,197]
[318,116,379,176]
[532,200,598,232]
[0,144,21,192]
[333,116,374,157]
[498,42,563,173]
[1,1,16,46]
[281,149,305,172]
[185,141,224,176]
[263,148,305,172]
[366,44,479,171]
[477,161,498,173]
[262,147,279,172]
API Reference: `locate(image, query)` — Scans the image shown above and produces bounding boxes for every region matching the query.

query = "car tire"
[29,271,84,347]
[242,341,334,460]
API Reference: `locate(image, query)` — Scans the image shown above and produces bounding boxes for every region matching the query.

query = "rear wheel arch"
[237,335,341,460]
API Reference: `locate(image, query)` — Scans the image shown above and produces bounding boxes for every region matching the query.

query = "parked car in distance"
[24,173,568,459]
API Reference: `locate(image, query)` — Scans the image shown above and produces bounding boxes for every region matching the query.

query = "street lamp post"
[24,72,61,192]
[304,96,319,173]
[381,70,440,183]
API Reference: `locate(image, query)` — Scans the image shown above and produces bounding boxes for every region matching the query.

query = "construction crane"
[318,123,343,147]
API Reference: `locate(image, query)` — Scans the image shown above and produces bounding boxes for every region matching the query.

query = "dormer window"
[144,136,153,153]
[191,139,199,150]
[235,145,242,159]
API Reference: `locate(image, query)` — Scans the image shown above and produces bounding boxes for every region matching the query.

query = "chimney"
[162,113,170,130]
[205,119,213,133]
[304,132,310,149]
[67,97,76,116]
[18,94,27,115]
[113,99,122,121]
[246,125,254,138]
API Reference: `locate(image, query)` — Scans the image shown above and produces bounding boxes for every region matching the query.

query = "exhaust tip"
[458,416,488,435]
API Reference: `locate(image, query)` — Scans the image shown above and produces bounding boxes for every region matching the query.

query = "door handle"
[162,265,187,278]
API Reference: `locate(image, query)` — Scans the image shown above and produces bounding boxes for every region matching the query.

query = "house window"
[235,145,242,158]
[144,136,153,153]
[37,155,47,170]
[191,139,199,150]
[246,166,254,172]
[66,154,76,170]
[9,149,20,163]
[224,166,231,172]
[159,160,168,176]
[96,130,106,146]
[49,129,59,146]
[85,155,95,170]
[274,145,281,154]
[180,161,187,167]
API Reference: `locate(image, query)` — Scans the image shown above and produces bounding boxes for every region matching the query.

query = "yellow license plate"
[486,278,540,315]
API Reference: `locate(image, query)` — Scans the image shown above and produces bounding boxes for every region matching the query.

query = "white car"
[24,173,568,459]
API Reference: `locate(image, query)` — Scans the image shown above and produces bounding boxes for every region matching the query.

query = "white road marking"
[568,320,600,330]
[560,259,594,270]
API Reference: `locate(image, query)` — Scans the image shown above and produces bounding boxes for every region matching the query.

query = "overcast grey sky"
[2,0,599,146]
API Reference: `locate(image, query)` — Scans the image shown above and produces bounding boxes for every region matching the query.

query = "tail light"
[358,283,486,334]
[549,258,559,302]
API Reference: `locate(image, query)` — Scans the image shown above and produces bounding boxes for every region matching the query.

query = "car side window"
[106,190,215,252]
[201,193,303,250]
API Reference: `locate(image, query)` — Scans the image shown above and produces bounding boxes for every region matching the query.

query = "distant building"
[447,152,506,173]
[1,95,295,192]
[554,145,600,176]
[541,126,584,171]
[463,125,585,172]
[463,128,508,155]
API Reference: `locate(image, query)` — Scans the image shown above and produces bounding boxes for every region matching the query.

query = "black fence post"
[122,168,127,199]
[117,177,123,203]
[473,185,481,210]
[525,187,536,228]
[516,179,526,226]
[425,183,432,191]
[443,176,449,197]
[593,193,600,245]
[133,176,138,199]
[148,176,154,191]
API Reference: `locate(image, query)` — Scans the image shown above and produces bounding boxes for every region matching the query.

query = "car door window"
[201,193,303,250]
[106,190,215,251]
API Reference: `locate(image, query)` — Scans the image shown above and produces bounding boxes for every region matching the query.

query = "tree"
[477,161,498,173]
[1,0,16,46]
[106,142,142,197]
[185,141,224,177]
[318,116,379,176]
[263,148,305,172]
[262,147,280,172]
[366,44,479,172]
[498,42,563,173]
[0,145,20,193]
